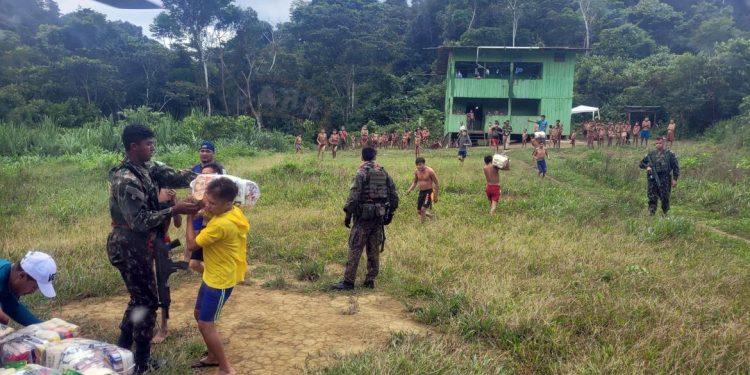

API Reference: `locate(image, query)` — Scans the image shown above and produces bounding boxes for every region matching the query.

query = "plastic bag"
[0,363,61,375]
[0,326,14,340]
[18,320,79,342]
[0,333,49,365]
[190,174,260,206]
[492,154,510,171]
[44,339,133,375]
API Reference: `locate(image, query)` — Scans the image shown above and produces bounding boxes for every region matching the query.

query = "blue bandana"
[199,140,215,152]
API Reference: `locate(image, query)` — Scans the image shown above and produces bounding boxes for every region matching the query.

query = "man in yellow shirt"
[186,177,249,374]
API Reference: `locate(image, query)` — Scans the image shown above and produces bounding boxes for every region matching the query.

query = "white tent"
[571,105,600,120]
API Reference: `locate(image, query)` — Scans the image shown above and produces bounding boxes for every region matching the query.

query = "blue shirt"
[537,120,548,132]
[0,260,41,326]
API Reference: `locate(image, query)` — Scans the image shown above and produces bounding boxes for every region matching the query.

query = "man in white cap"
[0,251,57,326]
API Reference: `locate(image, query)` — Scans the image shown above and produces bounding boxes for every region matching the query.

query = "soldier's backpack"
[360,167,390,220]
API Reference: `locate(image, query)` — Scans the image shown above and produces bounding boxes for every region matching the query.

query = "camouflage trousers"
[106,228,158,345]
[647,176,672,214]
[343,220,384,284]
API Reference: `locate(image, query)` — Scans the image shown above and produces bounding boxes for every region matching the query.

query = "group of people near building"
[299,125,439,159]
[582,118,677,148]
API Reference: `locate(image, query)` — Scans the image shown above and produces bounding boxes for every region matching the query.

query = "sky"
[56,0,296,37]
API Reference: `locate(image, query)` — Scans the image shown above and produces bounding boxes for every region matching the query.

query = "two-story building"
[437,46,586,142]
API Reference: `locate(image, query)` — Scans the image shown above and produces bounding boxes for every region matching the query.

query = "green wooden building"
[436,46,586,139]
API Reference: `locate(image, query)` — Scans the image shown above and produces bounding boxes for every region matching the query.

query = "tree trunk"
[219,52,229,115]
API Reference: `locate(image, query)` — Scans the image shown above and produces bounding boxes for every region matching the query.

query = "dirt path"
[60,282,426,374]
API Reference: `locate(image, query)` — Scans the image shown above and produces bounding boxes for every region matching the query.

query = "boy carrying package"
[185,178,250,375]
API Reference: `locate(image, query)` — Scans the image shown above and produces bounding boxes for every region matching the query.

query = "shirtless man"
[532,143,549,178]
[598,124,606,148]
[339,127,348,150]
[632,121,641,147]
[422,127,430,145]
[521,128,529,148]
[553,121,562,150]
[317,129,327,159]
[607,123,615,147]
[360,125,369,148]
[666,119,676,147]
[640,117,652,146]
[483,155,501,215]
[406,157,439,223]
[329,129,340,159]
[401,130,409,149]
[414,130,422,157]
[620,123,628,146]
[295,135,303,154]
[569,128,577,148]
[586,123,595,148]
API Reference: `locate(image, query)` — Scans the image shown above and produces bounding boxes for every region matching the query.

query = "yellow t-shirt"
[195,206,249,289]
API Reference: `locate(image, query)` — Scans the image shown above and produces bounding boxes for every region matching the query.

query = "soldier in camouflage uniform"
[333,147,399,290]
[107,124,200,374]
[639,137,680,216]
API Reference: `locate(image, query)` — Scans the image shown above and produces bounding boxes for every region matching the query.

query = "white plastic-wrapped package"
[191,174,260,206]
[79,369,117,375]
[0,325,14,340]
[17,320,79,342]
[44,339,133,375]
[0,364,60,374]
[0,333,49,365]
[492,154,510,170]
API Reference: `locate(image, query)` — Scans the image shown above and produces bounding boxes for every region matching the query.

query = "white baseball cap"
[20,251,57,298]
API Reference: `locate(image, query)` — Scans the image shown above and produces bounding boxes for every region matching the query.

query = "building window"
[513,63,543,80]
[511,99,540,116]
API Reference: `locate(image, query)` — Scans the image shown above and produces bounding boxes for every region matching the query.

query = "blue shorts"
[537,159,547,174]
[195,282,233,322]
[640,129,650,140]
[458,149,467,158]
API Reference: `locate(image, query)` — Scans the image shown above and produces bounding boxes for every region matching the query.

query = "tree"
[593,23,656,58]
[507,0,523,46]
[151,0,239,116]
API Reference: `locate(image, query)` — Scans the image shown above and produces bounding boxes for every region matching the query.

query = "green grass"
[0,140,748,374]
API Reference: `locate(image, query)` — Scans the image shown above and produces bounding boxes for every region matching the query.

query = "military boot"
[331,281,354,290]
[134,341,165,374]
[362,280,375,289]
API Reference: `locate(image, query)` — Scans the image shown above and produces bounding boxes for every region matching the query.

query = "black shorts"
[190,248,204,261]
[417,189,433,211]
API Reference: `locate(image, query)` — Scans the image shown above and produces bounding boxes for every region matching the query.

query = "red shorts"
[485,184,501,202]
[666,131,674,141]
[490,138,499,146]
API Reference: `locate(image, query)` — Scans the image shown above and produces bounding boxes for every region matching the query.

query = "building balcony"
[451,78,544,99]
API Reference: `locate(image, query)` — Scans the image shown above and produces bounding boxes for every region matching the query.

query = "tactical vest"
[359,167,389,220]
[362,168,389,203]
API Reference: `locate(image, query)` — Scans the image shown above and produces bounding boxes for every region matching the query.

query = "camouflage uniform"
[639,149,680,214]
[343,162,399,285]
[107,159,195,365]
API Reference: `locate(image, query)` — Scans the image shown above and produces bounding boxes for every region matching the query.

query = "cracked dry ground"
[59,279,427,374]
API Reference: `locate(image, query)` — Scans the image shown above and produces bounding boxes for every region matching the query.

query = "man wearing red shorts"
[483,155,501,215]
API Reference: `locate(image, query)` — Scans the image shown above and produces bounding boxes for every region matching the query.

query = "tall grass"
[0,109,292,158]
[0,143,748,374]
